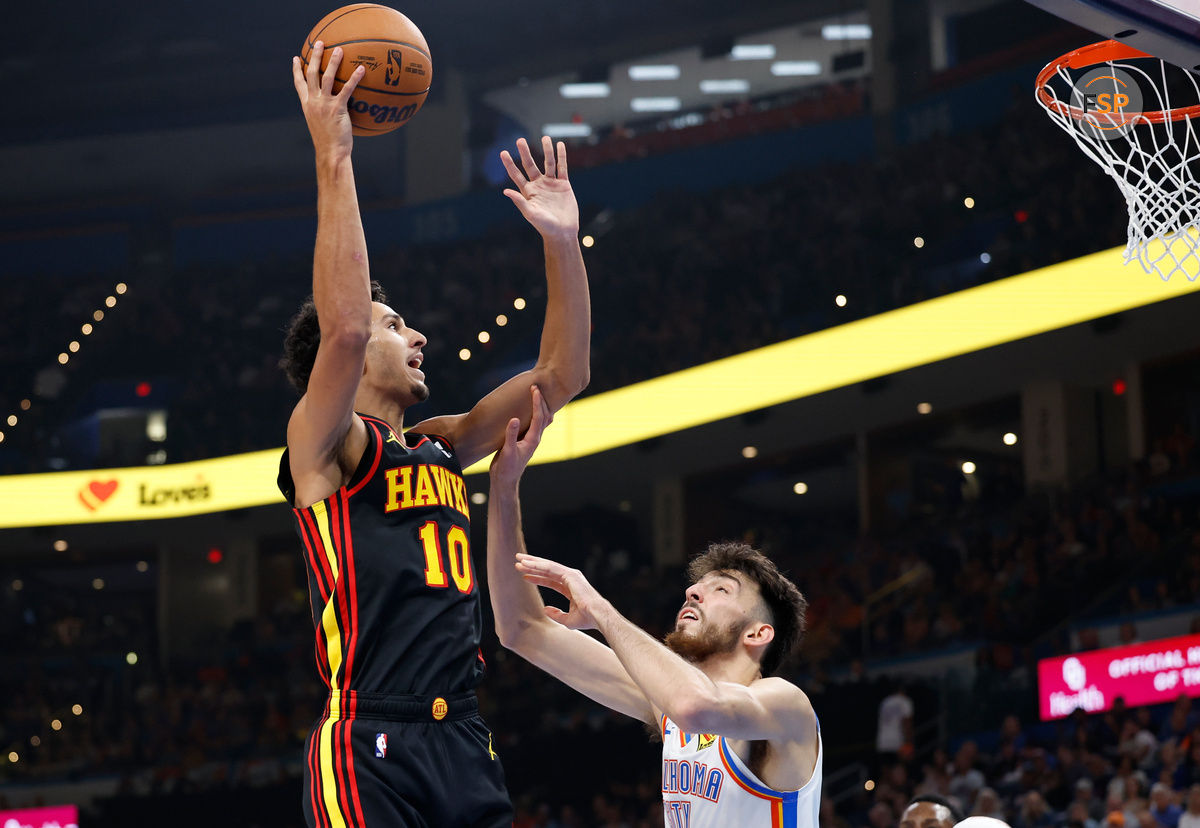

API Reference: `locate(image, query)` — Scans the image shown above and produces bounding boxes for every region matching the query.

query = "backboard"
[1025,0,1200,69]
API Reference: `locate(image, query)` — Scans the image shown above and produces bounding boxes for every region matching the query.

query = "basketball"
[301,4,432,136]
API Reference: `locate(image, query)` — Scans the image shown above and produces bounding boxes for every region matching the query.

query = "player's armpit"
[505,619,656,724]
[671,676,816,745]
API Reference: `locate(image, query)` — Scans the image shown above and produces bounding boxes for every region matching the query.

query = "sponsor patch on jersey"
[375,732,388,758]
[432,440,452,458]
[697,733,718,751]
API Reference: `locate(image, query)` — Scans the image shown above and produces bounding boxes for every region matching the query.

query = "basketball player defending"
[278,44,590,827]
[488,389,821,828]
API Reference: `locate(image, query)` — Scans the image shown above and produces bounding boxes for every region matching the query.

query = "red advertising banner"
[0,805,79,828]
[1038,633,1200,720]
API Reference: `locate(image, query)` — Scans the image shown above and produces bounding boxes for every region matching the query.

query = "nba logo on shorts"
[375,732,388,758]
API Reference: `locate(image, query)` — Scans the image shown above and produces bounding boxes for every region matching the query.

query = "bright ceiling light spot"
[495,314,508,327]
[514,298,527,310]
[961,461,977,474]
[126,652,138,665]
[629,64,680,81]
[470,492,487,505]
[542,123,592,138]
[964,197,976,208]
[822,24,872,40]
[631,97,681,113]
[115,282,127,294]
[980,252,992,264]
[93,310,104,321]
[731,44,776,60]
[58,353,69,364]
[582,235,595,248]
[6,415,16,427]
[92,578,104,590]
[81,323,93,335]
[105,296,116,308]
[1003,432,1018,446]
[559,83,610,98]
[68,341,80,353]
[835,294,847,307]
[793,482,808,495]
[72,704,83,716]
[478,331,491,344]
[770,61,821,76]
[700,79,750,94]
[53,539,67,552]
[742,446,758,459]
[917,402,933,415]
[19,399,30,410]
[459,348,471,361]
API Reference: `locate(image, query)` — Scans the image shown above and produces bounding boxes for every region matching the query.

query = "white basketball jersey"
[660,715,822,828]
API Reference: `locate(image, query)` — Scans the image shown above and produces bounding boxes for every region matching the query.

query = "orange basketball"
[301,4,432,136]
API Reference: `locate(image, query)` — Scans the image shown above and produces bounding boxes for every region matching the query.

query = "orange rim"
[1036,39,1200,125]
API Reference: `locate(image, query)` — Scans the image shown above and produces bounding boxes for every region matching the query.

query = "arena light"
[771,61,821,76]
[559,83,610,99]
[913,236,925,248]
[514,298,527,310]
[19,399,30,410]
[582,235,595,248]
[822,24,872,40]
[631,97,682,112]
[964,197,976,208]
[793,482,808,495]
[478,331,491,344]
[731,44,776,60]
[917,402,933,414]
[980,253,992,264]
[629,64,680,81]
[961,461,976,474]
[1003,432,1019,446]
[6,415,15,427]
[470,492,487,505]
[459,348,471,361]
[741,445,758,458]
[495,314,508,327]
[53,539,67,551]
[835,294,847,307]
[542,123,593,138]
[699,79,750,94]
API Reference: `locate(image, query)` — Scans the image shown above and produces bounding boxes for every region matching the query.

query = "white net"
[1036,45,1200,281]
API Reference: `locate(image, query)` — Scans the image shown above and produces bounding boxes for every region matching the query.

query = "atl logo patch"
[431,697,448,721]
[375,732,388,758]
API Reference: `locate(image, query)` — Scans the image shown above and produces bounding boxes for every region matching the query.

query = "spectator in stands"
[1178,785,1200,828]
[1150,783,1184,828]
[1018,791,1057,828]
[878,681,916,769]
[1075,778,1107,823]
[949,741,988,810]
[975,788,1008,821]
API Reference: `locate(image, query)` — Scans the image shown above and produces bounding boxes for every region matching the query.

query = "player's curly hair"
[280,282,388,395]
[686,541,808,676]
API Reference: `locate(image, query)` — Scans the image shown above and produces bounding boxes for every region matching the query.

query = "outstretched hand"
[292,41,365,158]
[500,137,580,241]
[489,385,553,488]
[515,553,605,632]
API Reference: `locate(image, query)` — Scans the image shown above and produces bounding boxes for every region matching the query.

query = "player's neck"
[698,651,762,687]
[354,390,407,436]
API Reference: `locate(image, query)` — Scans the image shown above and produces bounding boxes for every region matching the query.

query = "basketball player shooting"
[276,43,590,827]
[488,388,822,827]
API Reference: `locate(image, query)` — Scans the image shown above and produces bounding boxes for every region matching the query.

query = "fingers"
[516,137,542,181]
[306,41,324,90]
[556,140,568,180]
[541,136,555,178]
[340,64,366,100]
[321,46,342,95]
[292,56,307,97]
[499,153,528,197]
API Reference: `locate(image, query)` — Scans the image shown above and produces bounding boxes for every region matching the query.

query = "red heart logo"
[89,480,118,502]
[78,479,119,511]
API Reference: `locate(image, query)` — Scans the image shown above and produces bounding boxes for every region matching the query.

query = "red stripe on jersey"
[347,421,384,499]
[307,724,327,828]
[295,508,330,604]
[339,488,368,827]
[300,508,336,599]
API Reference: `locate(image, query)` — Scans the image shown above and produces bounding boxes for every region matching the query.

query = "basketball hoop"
[1036,40,1200,281]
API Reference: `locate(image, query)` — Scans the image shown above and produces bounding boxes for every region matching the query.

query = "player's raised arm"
[286,43,372,505]
[414,137,590,468]
[514,554,816,745]
[487,387,654,723]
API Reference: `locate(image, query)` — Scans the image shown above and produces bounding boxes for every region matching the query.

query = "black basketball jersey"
[277,414,484,697]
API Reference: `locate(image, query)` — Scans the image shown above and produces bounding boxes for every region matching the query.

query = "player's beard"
[411,379,430,402]
[664,617,746,663]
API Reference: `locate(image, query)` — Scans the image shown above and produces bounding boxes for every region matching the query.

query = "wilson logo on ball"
[350,98,418,125]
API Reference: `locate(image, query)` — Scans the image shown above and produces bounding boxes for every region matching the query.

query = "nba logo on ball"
[375,732,388,758]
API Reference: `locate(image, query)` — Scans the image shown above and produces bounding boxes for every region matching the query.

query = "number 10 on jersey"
[418,521,474,593]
